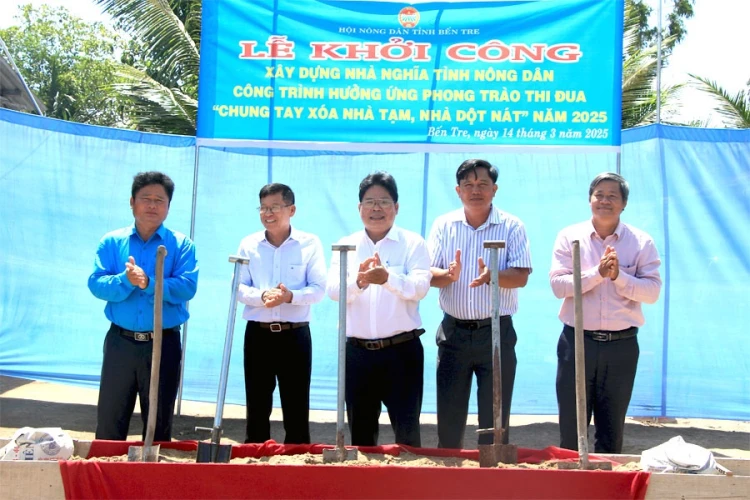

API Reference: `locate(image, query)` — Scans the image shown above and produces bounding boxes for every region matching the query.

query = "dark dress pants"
[345,337,424,447]
[436,315,517,449]
[244,322,312,444]
[556,325,639,453]
[96,324,182,441]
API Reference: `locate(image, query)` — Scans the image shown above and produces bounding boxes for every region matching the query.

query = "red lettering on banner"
[445,40,582,63]
[239,36,295,60]
[310,38,432,62]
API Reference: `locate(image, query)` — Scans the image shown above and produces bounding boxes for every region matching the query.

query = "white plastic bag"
[640,435,718,474]
[0,427,74,461]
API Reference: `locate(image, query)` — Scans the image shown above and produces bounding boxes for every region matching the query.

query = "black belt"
[573,326,638,342]
[255,321,309,332]
[348,329,425,351]
[113,324,179,342]
[449,315,510,330]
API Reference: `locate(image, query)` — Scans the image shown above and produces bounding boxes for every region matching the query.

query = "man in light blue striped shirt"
[428,159,532,449]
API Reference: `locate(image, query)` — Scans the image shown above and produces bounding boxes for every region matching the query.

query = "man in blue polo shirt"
[88,171,198,441]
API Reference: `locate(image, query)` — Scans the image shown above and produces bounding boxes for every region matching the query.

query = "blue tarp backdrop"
[0,108,748,420]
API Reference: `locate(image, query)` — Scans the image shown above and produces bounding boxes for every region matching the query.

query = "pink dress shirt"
[549,219,662,331]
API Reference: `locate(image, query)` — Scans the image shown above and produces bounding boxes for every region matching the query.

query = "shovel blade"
[196,442,232,463]
[127,444,160,462]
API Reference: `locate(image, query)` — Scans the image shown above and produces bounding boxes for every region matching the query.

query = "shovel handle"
[144,245,167,452]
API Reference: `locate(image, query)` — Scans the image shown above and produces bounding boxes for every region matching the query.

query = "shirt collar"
[364,224,401,244]
[449,205,501,228]
[130,223,166,242]
[587,219,623,239]
[262,226,298,246]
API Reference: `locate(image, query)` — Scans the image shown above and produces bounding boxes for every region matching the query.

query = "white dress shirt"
[428,206,533,319]
[326,225,431,339]
[237,227,327,323]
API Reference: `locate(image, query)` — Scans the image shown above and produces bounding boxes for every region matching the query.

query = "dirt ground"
[1,375,748,458]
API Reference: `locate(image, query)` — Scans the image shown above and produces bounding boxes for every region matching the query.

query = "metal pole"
[0,35,44,116]
[323,244,356,463]
[176,143,201,415]
[210,255,247,440]
[336,245,354,460]
[655,0,663,124]
[572,240,590,468]
[487,242,504,446]
[616,151,621,175]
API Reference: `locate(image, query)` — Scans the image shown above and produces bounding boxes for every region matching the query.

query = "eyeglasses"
[257,204,292,214]
[361,198,394,209]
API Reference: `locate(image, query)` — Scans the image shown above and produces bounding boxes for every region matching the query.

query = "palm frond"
[96,0,200,83]
[112,64,196,134]
[689,74,750,128]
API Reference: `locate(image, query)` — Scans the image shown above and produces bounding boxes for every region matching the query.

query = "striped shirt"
[428,206,533,319]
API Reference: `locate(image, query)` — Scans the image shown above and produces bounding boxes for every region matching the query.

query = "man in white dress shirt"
[237,183,327,444]
[428,159,533,449]
[327,171,431,447]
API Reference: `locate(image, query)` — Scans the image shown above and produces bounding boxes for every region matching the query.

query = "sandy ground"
[1,375,748,458]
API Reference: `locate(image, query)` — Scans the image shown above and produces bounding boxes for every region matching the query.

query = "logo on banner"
[398,6,419,28]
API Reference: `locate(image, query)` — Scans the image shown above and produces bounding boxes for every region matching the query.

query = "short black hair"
[359,171,398,202]
[455,159,498,185]
[131,171,175,202]
[589,172,629,203]
[259,183,295,205]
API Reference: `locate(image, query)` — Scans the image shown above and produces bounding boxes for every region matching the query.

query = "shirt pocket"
[387,265,405,277]
[286,264,306,288]
[621,264,637,276]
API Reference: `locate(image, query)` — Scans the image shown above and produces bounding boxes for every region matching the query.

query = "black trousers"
[244,322,312,444]
[345,336,424,447]
[556,325,639,454]
[95,324,182,441]
[436,314,517,449]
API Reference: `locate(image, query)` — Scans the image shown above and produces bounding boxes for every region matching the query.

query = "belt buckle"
[269,323,282,333]
[591,331,610,342]
[363,340,382,350]
[134,332,151,342]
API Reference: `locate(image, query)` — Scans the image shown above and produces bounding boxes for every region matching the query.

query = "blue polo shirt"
[88,224,198,331]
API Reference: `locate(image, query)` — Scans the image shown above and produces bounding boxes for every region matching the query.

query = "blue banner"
[197,0,623,147]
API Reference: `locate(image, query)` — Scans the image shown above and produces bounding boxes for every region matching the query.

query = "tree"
[621,0,695,128]
[690,75,750,129]
[0,4,129,126]
[95,0,201,135]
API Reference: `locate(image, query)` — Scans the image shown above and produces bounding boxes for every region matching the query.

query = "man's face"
[259,192,295,232]
[590,180,626,222]
[130,183,169,230]
[359,184,398,236]
[456,168,498,210]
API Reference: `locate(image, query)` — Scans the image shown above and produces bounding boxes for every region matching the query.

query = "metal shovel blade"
[322,447,358,463]
[478,443,518,467]
[196,441,232,463]
[127,443,160,462]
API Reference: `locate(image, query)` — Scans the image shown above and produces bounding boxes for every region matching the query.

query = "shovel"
[322,244,357,463]
[556,240,612,471]
[128,245,167,462]
[476,241,518,467]
[196,255,248,463]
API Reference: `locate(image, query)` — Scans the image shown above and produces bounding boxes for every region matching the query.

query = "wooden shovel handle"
[144,245,167,450]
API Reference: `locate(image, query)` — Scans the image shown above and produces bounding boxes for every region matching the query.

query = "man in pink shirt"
[549,172,662,453]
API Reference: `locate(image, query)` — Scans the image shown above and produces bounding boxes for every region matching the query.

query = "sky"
[0,0,747,126]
